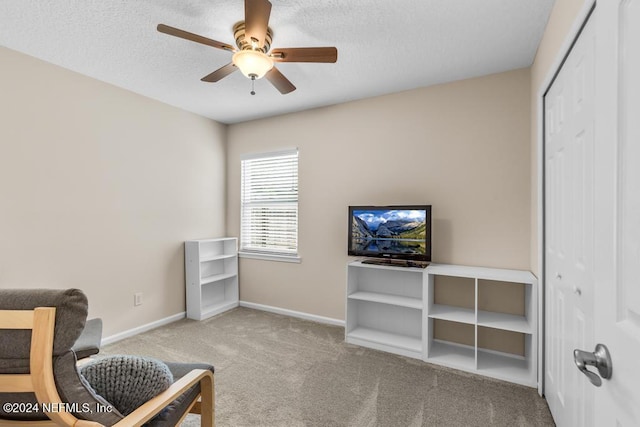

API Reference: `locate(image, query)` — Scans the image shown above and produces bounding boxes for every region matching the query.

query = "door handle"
[573,343,612,387]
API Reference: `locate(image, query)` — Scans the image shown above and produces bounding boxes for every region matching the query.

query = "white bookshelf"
[345,261,426,359]
[185,238,239,320]
[425,263,537,387]
[345,261,538,388]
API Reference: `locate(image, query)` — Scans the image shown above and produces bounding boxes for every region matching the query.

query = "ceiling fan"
[157,0,338,95]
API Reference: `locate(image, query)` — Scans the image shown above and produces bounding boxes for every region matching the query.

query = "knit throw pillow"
[80,355,173,416]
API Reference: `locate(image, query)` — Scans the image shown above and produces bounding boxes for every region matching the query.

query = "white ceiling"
[0,0,555,124]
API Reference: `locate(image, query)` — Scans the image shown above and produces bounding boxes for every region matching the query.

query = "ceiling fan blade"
[244,0,272,49]
[270,47,338,63]
[265,67,296,94]
[157,24,234,52]
[201,63,238,82]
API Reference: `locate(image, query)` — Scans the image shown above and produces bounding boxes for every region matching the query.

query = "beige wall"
[0,47,227,337]
[530,0,588,275]
[227,69,531,320]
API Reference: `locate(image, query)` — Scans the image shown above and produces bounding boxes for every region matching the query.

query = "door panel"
[544,13,595,427]
[617,0,640,326]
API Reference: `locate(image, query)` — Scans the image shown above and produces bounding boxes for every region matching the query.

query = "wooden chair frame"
[0,307,214,427]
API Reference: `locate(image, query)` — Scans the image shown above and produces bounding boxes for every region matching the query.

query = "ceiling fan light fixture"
[157,0,336,94]
[232,50,274,79]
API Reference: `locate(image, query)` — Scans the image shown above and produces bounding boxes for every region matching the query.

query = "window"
[240,149,298,260]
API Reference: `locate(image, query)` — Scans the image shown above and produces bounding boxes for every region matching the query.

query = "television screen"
[348,205,432,262]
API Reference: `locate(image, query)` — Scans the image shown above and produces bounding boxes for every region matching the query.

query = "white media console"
[345,261,537,387]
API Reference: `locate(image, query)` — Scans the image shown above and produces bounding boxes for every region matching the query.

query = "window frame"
[239,148,300,263]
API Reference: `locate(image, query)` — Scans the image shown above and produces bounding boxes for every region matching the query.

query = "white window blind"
[241,149,298,256]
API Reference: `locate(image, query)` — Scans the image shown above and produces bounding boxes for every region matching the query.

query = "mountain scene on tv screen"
[352,210,426,255]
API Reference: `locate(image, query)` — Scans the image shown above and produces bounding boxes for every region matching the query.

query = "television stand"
[345,261,538,388]
[360,258,429,269]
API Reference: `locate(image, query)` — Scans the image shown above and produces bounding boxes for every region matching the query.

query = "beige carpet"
[102,307,554,426]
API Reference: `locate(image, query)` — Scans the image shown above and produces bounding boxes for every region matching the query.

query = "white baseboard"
[101,312,186,346]
[101,303,344,345]
[240,301,345,327]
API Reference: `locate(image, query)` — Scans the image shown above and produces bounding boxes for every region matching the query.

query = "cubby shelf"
[345,261,538,388]
[425,263,537,387]
[185,238,239,321]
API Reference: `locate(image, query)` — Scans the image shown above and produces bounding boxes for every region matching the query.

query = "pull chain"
[250,74,256,95]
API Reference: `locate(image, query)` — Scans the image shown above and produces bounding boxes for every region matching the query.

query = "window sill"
[239,251,301,263]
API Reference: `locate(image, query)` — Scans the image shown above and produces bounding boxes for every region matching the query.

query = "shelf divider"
[427,340,476,371]
[348,291,422,309]
[477,310,532,334]
[348,327,422,353]
[200,253,236,262]
[428,304,475,324]
[200,272,237,286]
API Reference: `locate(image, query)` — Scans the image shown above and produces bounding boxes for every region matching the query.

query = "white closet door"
[592,1,640,424]
[544,13,596,427]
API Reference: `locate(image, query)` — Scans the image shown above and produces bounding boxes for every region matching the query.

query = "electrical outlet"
[134,292,143,306]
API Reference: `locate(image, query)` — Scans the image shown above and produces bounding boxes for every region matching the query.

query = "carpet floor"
[102,307,554,426]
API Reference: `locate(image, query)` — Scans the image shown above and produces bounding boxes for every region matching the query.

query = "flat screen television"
[348,205,432,262]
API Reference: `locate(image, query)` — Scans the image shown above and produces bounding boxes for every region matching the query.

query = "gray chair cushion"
[72,318,103,360]
[80,355,173,416]
[0,288,88,363]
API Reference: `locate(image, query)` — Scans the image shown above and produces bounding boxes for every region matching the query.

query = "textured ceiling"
[0,0,554,124]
